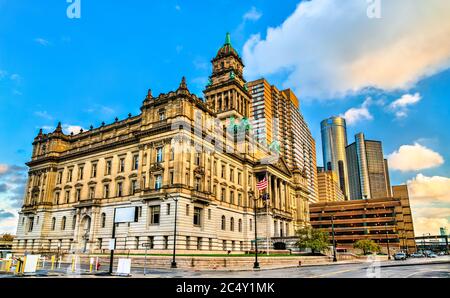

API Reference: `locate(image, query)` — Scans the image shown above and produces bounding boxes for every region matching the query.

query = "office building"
[320,116,350,199]
[317,167,345,203]
[346,133,391,200]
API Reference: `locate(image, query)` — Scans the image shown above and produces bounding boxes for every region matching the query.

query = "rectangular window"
[186,204,190,216]
[166,203,171,215]
[156,147,164,163]
[194,177,201,191]
[159,110,165,121]
[78,166,84,180]
[186,236,190,250]
[197,237,202,250]
[195,153,201,166]
[54,192,60,204]
[132,155,139,170]
[154,175,162,190]
[103,184,110,199]
[230,191,234,204]
[119,158,125,173]
[230,169,234,182]
[209,238,213,250]
[76,189,81,201]
[164,236,169,249]
[135,237,139,249]
[28,217,34,232]
[169,171,174,185]
[89,186,95,200]
[238,193,242,206]
[170,147,174,161]
[67,168,73,182]
[208,209,211,220]
[221,188,226,202]
[222,240,227,251]
[65,190,70,203]
[91,163,97,178]
[105,160,112,175]
[116,182,123,197]
[193,207,202,226]
[149,205,160,225]
[57,171,63,184]
[221,165,225,178]
[238,172,242,185]
[131,180,137,195]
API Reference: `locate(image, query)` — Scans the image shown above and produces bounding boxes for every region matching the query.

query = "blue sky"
[0,0,449,235]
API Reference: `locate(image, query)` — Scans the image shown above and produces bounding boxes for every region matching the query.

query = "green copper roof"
[224,32,231,46]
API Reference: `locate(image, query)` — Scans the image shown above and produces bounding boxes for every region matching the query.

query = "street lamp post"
[331,215,337,262]
[164,192,179,269]
[385,222,391,260]
[250,190,260,269]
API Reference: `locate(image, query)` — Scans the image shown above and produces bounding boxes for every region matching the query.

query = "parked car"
[394,252,407,260]
[411,252,425,258]
[428,253,438,258]
[438,251,446,256]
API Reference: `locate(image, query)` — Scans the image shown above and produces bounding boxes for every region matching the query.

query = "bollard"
[71,255,76,272]
[58,256,62,269]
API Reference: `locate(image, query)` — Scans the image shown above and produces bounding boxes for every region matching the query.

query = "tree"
[295,227,330,254]
[1,233,15,241]
[353,239,381,255]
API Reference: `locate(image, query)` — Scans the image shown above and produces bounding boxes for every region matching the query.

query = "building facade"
[346,133,391,200]
[248,79,318,203]
[320,116,350,199]
[13,34,311,255]
[309,185,416,254]
[317,167,345,203]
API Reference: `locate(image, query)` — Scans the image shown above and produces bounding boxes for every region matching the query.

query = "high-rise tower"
[346,133,392,200]
[320,116,350,199]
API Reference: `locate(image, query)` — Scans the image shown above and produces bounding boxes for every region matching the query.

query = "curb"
[377,260,450,268]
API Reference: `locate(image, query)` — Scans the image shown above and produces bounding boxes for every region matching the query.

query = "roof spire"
[224,32,231,46]
[54,122,63,133]
[179,76,187,90]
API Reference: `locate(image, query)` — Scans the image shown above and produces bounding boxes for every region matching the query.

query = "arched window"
[230,217,234,231]
[61,216,66,230]
[72,215,77,230]
[221,215,226,230]
[51,217,56,231]
[238,219,242,232]
[101,213,106,228]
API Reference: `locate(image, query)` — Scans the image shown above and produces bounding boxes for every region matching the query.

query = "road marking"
[307,268,362,278]
[405,269,449,278]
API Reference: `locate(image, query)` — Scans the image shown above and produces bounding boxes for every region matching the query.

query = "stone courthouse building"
[13,34,312,254]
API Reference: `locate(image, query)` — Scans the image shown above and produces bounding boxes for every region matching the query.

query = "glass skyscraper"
[320,116,350,199]
[346,133,392,200]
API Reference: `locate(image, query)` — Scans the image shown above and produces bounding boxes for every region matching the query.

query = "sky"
[0,0,449,236]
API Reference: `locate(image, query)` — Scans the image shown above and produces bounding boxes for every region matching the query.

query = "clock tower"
[204,33,251,120]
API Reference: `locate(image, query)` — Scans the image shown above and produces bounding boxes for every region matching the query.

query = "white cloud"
[243,0,450,99]
[407,174,450,203]
[34,38,50,46]
[406,174,450,235]
[243,6,262,21]
[40,124,85,135]
[341,98,373,125]
[34,111,53,120]
[63,124,85,135]
[388,143,444,172]
[389,92,422,118]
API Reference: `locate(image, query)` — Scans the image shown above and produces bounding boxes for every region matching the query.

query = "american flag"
[256,176,268,191]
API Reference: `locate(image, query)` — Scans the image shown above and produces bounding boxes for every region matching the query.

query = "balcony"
[75,198,102,208]
[191,188,212,204]
[272,208,293,220]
